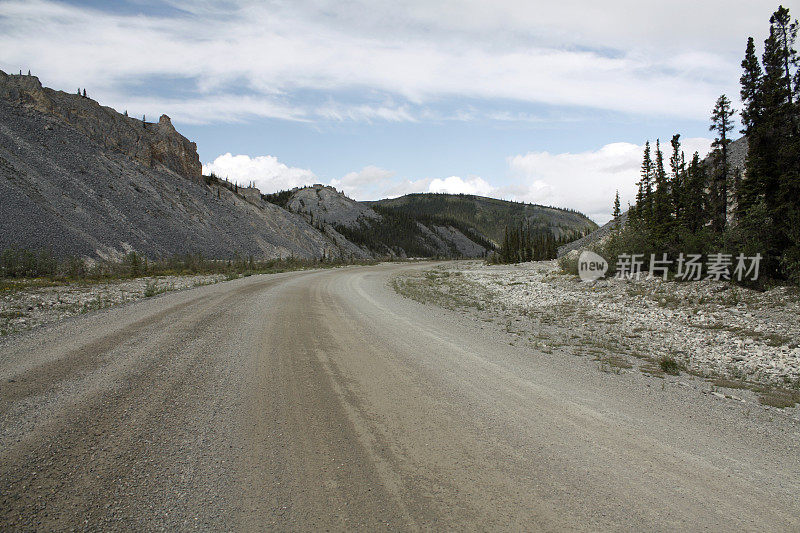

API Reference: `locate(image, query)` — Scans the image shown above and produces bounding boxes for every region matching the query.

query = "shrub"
[659,355,682,375]
[0,247,57,278]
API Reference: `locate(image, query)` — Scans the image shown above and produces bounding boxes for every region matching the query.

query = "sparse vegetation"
[0,247,378,286]
[659,355,682,375]
[757,388,800,408]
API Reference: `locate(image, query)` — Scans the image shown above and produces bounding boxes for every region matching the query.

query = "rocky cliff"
[0,72,370,261]
[0,70,591,262]
[287,184,382,228]
[0,70,201,183]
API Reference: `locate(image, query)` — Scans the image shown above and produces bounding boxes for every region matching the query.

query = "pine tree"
[634,141,653,223]
[683,152,707,233]
[769,6,798,106]
[612,190,621,219]
[740,37,764,135]
[669,134,685,224]
[651,139,671,236]
[739,36,765,215]
[709,95,735,232]
[736,6,800,281]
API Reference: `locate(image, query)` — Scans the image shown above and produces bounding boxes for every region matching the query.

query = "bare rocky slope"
[0,71,368,261]
[0,70,594,262]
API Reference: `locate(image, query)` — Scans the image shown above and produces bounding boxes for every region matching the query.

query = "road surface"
[1,263,798,530]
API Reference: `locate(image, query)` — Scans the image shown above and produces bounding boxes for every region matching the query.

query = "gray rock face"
[287,184,381,228]
[558,212,627,257]
[415,223,487,258]
[0,97,363,260]
[0,70,201,183]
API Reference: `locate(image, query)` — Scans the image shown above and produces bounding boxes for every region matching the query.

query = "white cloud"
[330,165,398,198]
[202,153,317,192]
[203,135,716,221]
[506,138,714,224]
[428,176,495,196]
[0,0,766,123]
[105,95,309,125]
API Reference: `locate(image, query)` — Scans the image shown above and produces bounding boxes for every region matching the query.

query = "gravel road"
[1,263,798,530]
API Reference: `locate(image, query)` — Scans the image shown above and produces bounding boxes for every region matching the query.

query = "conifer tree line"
[621,5,799,284]
[494,222,582,264]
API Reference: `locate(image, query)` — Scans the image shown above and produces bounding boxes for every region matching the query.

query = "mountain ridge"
[1,70,593,262]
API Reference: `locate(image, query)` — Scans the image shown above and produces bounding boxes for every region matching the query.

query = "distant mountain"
[267,185,492,257]
[367,193,598,246]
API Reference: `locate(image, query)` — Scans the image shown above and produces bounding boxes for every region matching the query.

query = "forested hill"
[366,193,597,246]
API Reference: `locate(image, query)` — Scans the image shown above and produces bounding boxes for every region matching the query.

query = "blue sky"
[2,0,795,222]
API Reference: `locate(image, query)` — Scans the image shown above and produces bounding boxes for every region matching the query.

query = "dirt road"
[1,264,798,530]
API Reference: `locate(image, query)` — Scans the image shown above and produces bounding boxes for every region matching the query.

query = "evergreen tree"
[739,36,765,215]
[769,6,798,106]
[682,152,708,233]
[708,95,735,231]
[651,139,672,236]
[740,37,764,135]
[739,6,799,279]
[634,141,653,222]
[612,190,621,219]
[669,134,686,224]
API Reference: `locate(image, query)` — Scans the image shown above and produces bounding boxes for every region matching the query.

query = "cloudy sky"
[2,0,794,222]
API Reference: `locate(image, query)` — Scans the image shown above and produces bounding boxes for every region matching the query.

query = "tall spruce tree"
[770,6,798,106]
[739,37,764,215]
[669,134,685,224]
[709,95,736,232]
[634,141,653,223]
[735,6,800,281]
[651,140,672,236]
[683,152,707,233]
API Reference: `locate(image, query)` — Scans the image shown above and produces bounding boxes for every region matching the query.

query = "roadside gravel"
[0,274,226,337]
[392,260,800,402]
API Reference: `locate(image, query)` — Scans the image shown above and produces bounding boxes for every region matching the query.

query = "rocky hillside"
[0,70,598,262]
[287,185,381,229]
[0,71,201,183]
[272,185,491,257]
[0,71,367,261]
[369,193,597,245]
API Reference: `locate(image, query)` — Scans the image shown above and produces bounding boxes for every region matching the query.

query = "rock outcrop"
[0,70,202,183]
[287,184,382,228]
[0,78,368,261]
